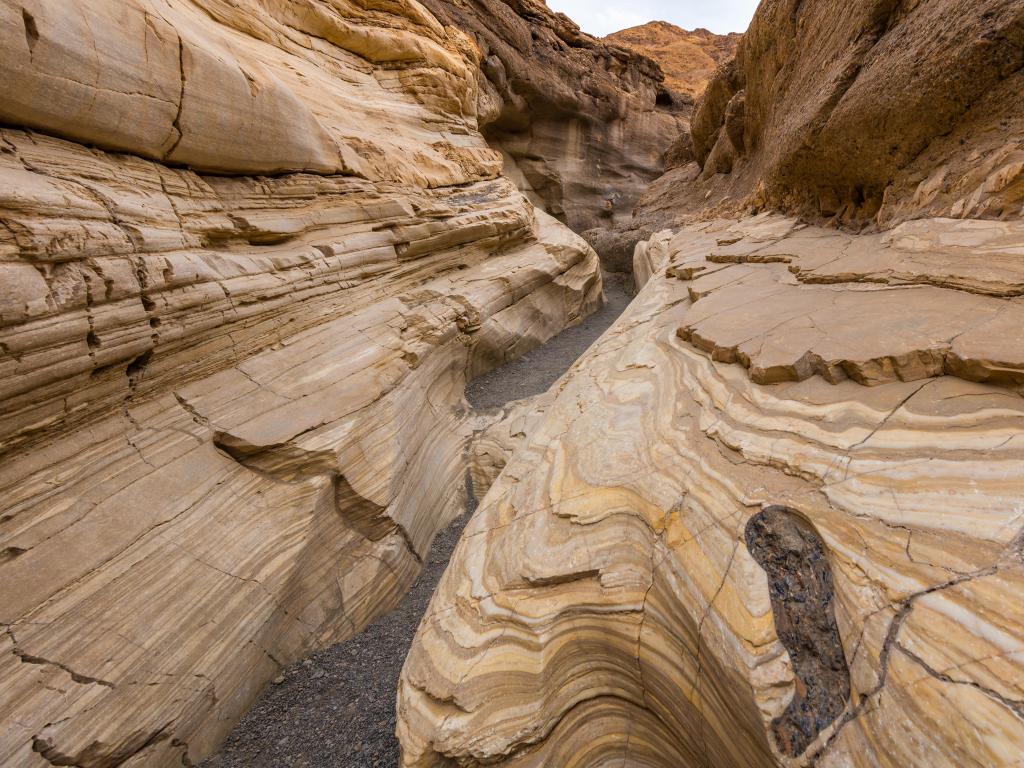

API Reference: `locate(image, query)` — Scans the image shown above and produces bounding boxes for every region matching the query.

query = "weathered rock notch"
[745,507,850,757]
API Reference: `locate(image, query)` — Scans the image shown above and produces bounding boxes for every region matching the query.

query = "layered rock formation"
[398,212,1024,768]
[606,22,741,101]
[398,1,1024,766]
[418,0,688,269]
[0,2,603,765]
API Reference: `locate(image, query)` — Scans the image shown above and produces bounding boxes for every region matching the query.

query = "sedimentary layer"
[398,214,1024,767]
[606,22,741,101]
[0,2,603,765]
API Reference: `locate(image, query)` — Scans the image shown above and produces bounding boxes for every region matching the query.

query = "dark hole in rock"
[655,89,674,108]
[1,546,28,564]
[127,350,153,388]
[22,9,39,52]
[745,505,851,757]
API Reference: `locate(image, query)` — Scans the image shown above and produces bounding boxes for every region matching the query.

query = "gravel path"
[202,272,631,768]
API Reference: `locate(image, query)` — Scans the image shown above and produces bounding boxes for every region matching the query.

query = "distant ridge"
[606,20,741,99]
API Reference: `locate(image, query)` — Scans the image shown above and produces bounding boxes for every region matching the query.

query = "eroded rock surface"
[0,2,603,766]
[397,214,1024,767]
[397,1,1024,765]
[687,0,1024,225]
[418,0,689,271]
[606,22,741,101]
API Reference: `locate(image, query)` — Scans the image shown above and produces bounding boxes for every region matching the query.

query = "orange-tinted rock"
[606,21,741,100]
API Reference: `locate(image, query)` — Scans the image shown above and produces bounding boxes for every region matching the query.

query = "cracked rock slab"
[397,216,1024,767]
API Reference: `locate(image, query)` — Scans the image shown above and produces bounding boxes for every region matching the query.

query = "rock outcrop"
[606,22,741,101]
[687,0,1024,225]
[418,0,689,271]
[398,212,1024,768]
[398,1,1024,766]
[0,2,603,766]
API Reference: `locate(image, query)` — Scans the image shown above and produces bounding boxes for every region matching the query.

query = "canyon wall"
[418,0,689,271]
[0,2,604,766]
[398,1,1024,766]
[688,0,1024,225]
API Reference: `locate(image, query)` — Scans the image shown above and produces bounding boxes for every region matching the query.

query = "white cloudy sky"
[545,0,759,36]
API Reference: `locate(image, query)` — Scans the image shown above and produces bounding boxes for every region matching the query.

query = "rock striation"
[398,213,1024,768]
[418,0,689,271]
[0,2,604,766]
[606,22,741,101]
[397,1,1024,766]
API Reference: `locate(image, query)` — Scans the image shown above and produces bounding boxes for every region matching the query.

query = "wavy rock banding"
[397,0,1024,765]
[0,1,610,765]
[398,215,1024,767]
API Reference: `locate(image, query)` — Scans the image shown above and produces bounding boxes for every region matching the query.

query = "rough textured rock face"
[398,1,1024,766]
[606,21,741,101]
[686,0,1024,225]
[398,214,1024,767]
[418,0,688,270]
[0,2,603,766]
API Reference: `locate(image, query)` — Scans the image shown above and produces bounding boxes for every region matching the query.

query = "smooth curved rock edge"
[397,216,1024,767]
[0,1,606,765]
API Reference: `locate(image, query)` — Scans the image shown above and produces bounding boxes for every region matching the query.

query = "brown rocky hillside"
[606,21,742,99]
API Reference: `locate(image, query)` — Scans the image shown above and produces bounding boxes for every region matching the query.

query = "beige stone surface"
[0,1,605,765]
[397,215,1024,767]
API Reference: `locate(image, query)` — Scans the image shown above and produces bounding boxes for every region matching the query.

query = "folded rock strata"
[397,214,1024,766]
[0,1,604,765]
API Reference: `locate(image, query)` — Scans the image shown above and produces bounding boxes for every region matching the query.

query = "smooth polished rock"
[0,2,604,766]
[397,216,1024,767]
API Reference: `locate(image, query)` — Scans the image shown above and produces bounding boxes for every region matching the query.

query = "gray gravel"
[466,272,633,409]
[201,271,631,768]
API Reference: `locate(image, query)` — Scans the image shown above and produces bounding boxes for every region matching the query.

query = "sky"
[545,0,759,36]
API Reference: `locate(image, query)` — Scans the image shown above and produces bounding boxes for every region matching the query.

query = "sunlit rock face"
[397,0,1024,765]
[419,0,689,272]
[0,2,603,765]
[606,21,741,101]
[397,214,1024,768]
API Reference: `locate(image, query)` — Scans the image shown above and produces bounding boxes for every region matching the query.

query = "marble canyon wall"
[0,2,606,765]
[687,0,1024,225]
[418,0,689,272]
[398,1,1024,766]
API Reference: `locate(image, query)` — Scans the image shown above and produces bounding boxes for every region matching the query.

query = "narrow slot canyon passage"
[201,273,634,768]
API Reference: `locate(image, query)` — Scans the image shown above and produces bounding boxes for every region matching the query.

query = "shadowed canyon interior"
[1,1,1024,767]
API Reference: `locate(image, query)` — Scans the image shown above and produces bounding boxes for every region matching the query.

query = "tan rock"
[419,0,689,270]
[606,22,741,101]
[0,1,604,765]
[682,0,1024,226]
[397,216,1024,767]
